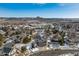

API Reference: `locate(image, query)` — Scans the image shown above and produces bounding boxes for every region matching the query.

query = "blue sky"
[0,3,79,18]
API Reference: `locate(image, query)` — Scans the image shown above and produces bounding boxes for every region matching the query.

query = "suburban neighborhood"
[0,18,79,56]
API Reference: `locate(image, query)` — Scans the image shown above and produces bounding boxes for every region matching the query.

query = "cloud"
[34,3,46,4]
[58,3,79,7]
[58,3,66,6]
[32,3,46,6]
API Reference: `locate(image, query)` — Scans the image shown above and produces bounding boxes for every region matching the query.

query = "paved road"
[30,49,79,56]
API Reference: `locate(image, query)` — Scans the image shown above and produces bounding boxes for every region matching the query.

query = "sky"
[0,3,79,18]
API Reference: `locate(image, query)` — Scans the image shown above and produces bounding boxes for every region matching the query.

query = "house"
[0,30,6,35]
[2,42,14,55]
[48,42,60,49]
[0,47,3,56]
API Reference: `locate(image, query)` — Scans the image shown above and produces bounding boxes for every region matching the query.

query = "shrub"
[21,46,26,53]
[22,35,31,44]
